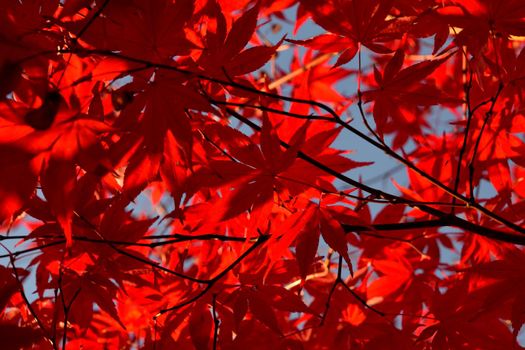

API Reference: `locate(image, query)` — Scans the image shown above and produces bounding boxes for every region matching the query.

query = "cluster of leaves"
[1,0,525,349]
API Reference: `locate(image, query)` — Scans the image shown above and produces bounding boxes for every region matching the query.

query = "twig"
[61,287,81,350]
[268,52,336,90]
[48,46,525,236]
[467,83,504,199]
[357,45,383,144]
[74,0,112,42]
[0,240,65,259]
[73,212,210,284]
[320,255,385,327]
[154,234,269,317]
[222,106,525,245]
[212,294,219,350]
[451,70,474,211]
[0,244,54,348]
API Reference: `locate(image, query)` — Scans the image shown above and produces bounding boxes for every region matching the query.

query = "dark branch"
[154,234,269,317]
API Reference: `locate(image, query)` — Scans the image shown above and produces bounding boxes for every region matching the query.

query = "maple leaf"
[287,50,354,116]
[288,35,357,68]
[276,199,354,281]
[193,115,308,222]
[195,2,281,77]
[438,0,525,52]
[418,281,517,349]
[117,70,212,197]
[69,0,195,61]
[299,0,400,64]
[0,146,39,223]
[362,50,460,147]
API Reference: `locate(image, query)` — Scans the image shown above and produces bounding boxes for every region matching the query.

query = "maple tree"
[2,0,525,349]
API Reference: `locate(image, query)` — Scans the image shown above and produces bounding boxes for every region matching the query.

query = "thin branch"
[357,45,383,144]
[267,52,336,90]
[212,294,219,350]
[61,288,81,350]
[451,70,474,211]
[342,219,446,233]
[0,244,54,348]
[141,233,248,242]
[339,279,385,317]
[222,106,525,245]
[319,272,339,326]
[73,212,210,284]
[48,47,525,235]
[10,47,525,239]
[467,83,504,200]
[320,255,385,327]
[154,234,269,318]
[0,240,65,259]
[51,254,66,349]
[212,100,334,121]
[73,0,112,42]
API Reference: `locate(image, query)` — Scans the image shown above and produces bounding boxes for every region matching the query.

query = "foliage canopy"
[2,0,525,349]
